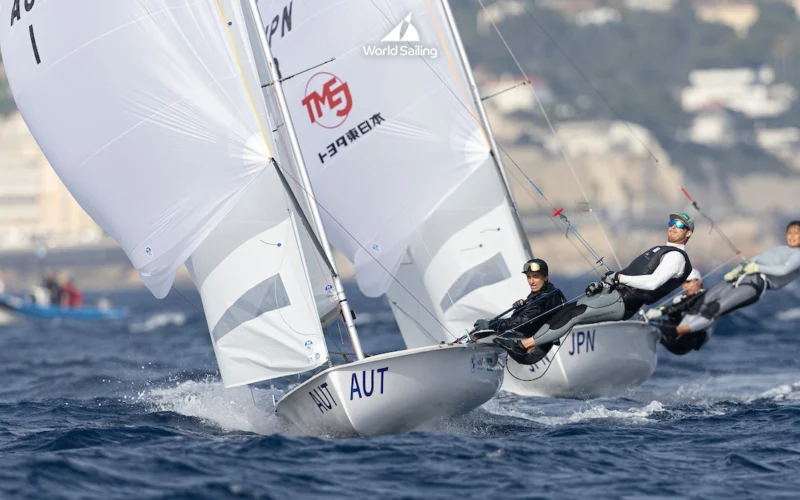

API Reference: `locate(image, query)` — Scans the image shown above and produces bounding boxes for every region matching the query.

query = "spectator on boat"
[494,212,694,364]
[60,277,84,309]
[668,220,800,338]
[472,258,567,364]
[42,272,62,306]
[644,269,711,355]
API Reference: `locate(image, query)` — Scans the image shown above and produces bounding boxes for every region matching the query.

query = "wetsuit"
[677,246,800,333]
[491,282,567,364]
[651,291,711,355]
[517,244,691,359]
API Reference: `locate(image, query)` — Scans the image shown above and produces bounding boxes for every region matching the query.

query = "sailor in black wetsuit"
[472,258,566,364]
[495,213,695,364]
[644,269,711,355]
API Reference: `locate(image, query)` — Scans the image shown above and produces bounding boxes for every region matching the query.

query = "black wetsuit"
[495,282,566,364]
[654,291,710,355]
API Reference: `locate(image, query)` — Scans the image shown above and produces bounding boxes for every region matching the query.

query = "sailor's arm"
[752,251,800,278]
[617,252,685,291]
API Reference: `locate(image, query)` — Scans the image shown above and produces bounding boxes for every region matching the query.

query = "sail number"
[309,382,337,413]
[350,367,388,400]
[10,0,41,64]
[568,329,596,356]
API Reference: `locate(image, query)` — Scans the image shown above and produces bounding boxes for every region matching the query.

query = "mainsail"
[0,0,328,386]
[258,0,531,342]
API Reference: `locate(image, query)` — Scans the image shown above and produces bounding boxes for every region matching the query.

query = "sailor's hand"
[512,299,526,308]
[473,318,491,331]
[585,282,603,296]
[644,307,663,320]
[724,266,743,282]
[602,271,619,287]
[743,262,761,275]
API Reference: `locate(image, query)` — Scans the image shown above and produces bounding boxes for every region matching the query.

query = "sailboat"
[0,0,503,437]
[258,0,659,399]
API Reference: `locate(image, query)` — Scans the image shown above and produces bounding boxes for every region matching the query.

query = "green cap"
[669,212,694,232]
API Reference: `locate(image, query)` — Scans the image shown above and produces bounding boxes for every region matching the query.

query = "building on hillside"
[681,67,797,119]
[693,0,759,37]
[477,0,526,35]
[0,112,103,250]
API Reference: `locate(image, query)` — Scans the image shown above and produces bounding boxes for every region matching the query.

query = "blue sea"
[1,278,799,499]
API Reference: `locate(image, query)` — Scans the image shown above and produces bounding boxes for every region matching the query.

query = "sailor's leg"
[677,275,766,333]
[531,290,626,345]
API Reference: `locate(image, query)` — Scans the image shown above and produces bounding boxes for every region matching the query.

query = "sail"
[0,0,270,298]
[256,0,530,343]
[234,0,340,325]
[258,0,496,298]
[1,0,327,385]
[185,170,328,387]
[388,163,531,346]
[387,1,532,344]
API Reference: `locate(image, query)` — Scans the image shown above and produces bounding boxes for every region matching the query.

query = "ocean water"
[1,279,799,499]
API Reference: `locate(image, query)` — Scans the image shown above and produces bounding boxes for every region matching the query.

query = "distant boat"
[0,293,127,322]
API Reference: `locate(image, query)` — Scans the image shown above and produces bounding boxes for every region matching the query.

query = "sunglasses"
[669,219,688,230]
[522,262,544,273]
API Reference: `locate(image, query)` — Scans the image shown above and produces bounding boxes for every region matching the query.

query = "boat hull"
[276,343,504,437]
[502,321,659,399]
[0,293,127,321]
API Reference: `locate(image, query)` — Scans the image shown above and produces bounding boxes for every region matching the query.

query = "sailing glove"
[473,318,492,331]
[513,299,526,308]
[743,262,761,275]
[585,282,603,296]
[602,271,619,288]
[724,265,744,282]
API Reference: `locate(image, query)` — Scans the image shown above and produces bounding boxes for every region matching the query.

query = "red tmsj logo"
[301,72,353,129]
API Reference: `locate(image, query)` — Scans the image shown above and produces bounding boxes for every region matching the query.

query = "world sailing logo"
[363,13,439,59]
[301,72,353,129]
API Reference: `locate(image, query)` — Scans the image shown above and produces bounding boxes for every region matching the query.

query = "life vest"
[617,245,692,314]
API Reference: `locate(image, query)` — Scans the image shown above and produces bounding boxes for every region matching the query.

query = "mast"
[241,0,364,360]
[438,0,533,259]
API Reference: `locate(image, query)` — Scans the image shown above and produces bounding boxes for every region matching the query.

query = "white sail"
[258,0,496,298]
[226,0,340,326]
[1,0,327,385]
[257,0,529,343]
[0,0,269,298]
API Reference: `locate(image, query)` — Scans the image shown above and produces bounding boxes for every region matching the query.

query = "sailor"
[42,272,62,306]
[671,220,800,337]
[472,258,566,363]
[644,269,711,355]
[495,212,694,363]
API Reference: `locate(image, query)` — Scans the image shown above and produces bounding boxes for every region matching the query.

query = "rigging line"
[390,299,456,344]
[453,263,604,344]
[518,4,746,261]
[498,143,612,272]
[481,79,530,101]
[268,158,459,341]
[503,165,603,274]
[650,253,742,310]
[477,0,622,270]
[367,0,610,273]
[261,57,335,87]
[493,292,586,341]
[171,286,205,318]
[503,338,565,382]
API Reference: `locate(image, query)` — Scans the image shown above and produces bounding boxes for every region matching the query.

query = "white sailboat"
[0,0,502,438]
[256,0,659,399]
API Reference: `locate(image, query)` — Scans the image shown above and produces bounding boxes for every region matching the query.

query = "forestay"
[1,0,327,385]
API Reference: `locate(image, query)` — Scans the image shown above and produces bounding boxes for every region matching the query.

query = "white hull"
[276,343,504,437]
[502,321,659,399]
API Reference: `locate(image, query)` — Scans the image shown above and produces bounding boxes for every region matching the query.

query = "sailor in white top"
[494,213,695,363]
